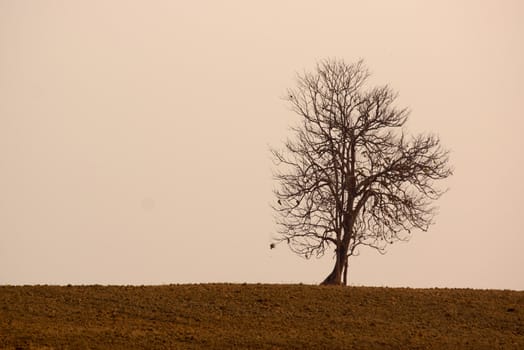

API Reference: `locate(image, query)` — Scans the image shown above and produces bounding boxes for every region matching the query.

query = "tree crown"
[272,59,452,262]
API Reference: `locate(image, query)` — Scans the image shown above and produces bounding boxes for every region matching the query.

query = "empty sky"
[1,0,523,289]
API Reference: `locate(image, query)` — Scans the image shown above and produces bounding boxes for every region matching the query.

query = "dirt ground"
[0,284,523,349]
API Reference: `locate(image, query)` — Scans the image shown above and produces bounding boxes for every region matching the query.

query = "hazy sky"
[1,0,523,289]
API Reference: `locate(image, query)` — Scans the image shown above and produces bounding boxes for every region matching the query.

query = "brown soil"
[0,284,523,349]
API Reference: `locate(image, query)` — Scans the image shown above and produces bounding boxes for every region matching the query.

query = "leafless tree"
[271,59,452,285]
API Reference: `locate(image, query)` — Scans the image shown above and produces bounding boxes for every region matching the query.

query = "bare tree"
[271,59,452,285]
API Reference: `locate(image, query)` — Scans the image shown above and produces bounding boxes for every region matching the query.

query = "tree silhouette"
[271,59,452,285]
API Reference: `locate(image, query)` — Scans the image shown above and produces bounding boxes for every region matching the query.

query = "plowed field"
[1,284,523,349]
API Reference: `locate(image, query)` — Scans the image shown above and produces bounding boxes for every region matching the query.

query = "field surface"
[0,284,523,349]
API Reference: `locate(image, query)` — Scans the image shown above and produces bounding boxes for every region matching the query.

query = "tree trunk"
[320,248,348,285]
[342,258,349,286]
[320,263,342,285]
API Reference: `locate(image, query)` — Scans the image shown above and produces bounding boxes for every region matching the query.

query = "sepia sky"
[1,0,523,289]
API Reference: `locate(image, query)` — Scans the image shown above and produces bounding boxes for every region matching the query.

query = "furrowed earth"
[0,284,523,349]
